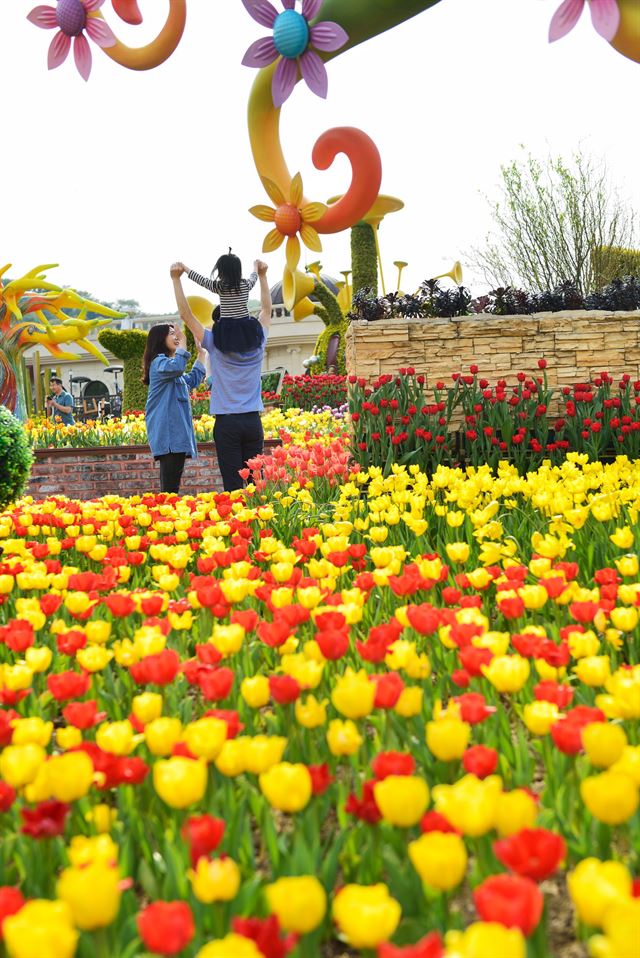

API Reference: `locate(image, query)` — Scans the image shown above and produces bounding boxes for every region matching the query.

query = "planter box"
[26,440,280,501]
[346,311,640,403]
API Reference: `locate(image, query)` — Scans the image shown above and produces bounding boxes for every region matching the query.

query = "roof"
[270,274,339,306]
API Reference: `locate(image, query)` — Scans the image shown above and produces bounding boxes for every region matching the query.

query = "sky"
[3,0,639,314]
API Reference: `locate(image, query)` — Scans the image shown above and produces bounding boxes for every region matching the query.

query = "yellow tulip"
[395,686,424,717]
[184,717,227,761]
[445,922,525,958]
[295,694,328,728]
[523,701,560,736]
[241,675,270,708]
[243,736,287,775]
[259,762,312,813]
[266,876,327,933]
[609,607,638,633]
[189,856,241,903]
[575,656,611,687]
[96,720,135,756]
[481,655,530,693]
[426,718,470,762]
[332,884,401,949]
[568,858,632,926]
[432,775,502,837]
[11,717,53,748]
[373,775,429,827]
[331,668,376,719]
[3,900,78,958]
[0,743,45,788]
[145,718,183,757]
[46,752,94,802]
[446,542,470,564]
[408,832,468,890]
[614,554,639,577]
[68,834,118,868]
[581,772,639,825]
[327,719,363,756]
[495,789,537,836]
[582,723,628,768]
[57,862,120,930]
[153,757,207,809]
[609,746,640,786]
[196,935,263,958]
[132,692,163,724]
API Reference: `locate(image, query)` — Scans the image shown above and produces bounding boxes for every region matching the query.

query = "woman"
[169,260,271,493]
[143,322,207,494]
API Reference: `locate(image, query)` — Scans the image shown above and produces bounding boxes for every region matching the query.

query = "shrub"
[0,406,34,509]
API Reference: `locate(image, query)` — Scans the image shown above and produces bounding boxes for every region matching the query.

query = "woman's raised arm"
[171,263,205,345]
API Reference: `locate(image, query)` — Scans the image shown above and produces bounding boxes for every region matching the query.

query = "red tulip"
[378,932,444,958]
[307,763,334,795]
[474,874,543,936]
[269,675,301,705]
[47,670,90,702]
[462,745,499,779]
[493,828,566,882]
[0,887,25,936]
[130,650,180,686]
[232,915,297,958]
[138,901,195,956]
[420,811,459,834]
[21,801,70,840]
[62,700,105,730]
[372,752,416,780]
[345,780,382,824]
[181,815,225,867]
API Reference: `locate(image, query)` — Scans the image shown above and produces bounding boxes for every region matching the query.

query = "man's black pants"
[158,452,186,494]
[213,412,264,492]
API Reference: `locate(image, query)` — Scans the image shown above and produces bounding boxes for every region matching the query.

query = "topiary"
[0,406,34,510]
[98,329,148,413]
[351,222,378,296]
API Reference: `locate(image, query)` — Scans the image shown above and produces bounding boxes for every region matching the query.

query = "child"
[183,250,263,354]
[143,322,206,494]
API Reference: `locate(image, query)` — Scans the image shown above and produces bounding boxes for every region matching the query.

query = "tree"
[471,151,637,294]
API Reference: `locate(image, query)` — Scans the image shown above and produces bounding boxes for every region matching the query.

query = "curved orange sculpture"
[100,0,186,71]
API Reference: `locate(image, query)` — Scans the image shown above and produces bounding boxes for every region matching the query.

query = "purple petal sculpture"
[241,0,348,107]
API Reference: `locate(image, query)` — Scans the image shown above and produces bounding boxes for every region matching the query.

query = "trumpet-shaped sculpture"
[0,263,124,420]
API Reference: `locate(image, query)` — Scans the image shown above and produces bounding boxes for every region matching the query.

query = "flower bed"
[349,364,640,473]
[0,456,638,956]
[25,408,349,451]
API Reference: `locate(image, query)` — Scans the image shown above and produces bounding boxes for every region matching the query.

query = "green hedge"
[592,246,640,289]
[0,407,33,510]
[98,327,198,413]
[351,222,378,296]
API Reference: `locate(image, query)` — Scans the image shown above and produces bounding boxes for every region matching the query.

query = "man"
[46,377,75,426]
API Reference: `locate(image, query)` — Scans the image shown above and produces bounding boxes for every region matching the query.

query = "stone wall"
[26,441,279,501]
[345,311,640,387]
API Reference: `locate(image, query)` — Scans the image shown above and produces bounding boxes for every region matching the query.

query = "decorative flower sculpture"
[242,0,348,107]
[27,0,116,81]
[250,172,327,271]
[549,0,620,43]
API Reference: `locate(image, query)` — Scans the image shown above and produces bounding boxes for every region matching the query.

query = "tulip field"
[0,451,639,957]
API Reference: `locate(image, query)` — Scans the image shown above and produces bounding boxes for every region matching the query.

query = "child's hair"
[212,305,221,327]
[142,323,173,385]
[212,249,242,292]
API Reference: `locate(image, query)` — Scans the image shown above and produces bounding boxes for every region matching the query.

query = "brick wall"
[346,311,640,390]
[26,441,280,500]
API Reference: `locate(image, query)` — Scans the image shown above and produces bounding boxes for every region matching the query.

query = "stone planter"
[26,440,281,500]
[346,311,640,403]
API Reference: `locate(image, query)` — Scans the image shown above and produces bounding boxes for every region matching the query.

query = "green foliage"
[351,222,378,296]
[98,329,148,413]
[592,246,640,289]
[310,282,348,374]
[0,407,33,510]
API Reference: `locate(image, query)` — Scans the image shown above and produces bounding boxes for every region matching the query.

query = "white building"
[23,276,338,411]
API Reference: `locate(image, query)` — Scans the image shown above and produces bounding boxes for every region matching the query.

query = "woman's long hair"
[142,324,173,385]
[212,252,242,292]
